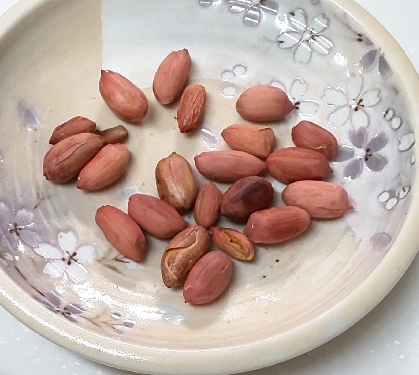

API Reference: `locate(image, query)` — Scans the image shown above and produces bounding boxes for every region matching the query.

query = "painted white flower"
[271,78,319,116]
[228,0,278,27]
[323,74,381,129]
[277,8,333,63]
[0,202,42,252]
[34,231,96,283]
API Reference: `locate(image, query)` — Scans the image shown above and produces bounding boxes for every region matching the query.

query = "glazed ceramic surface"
[0,1,419,374]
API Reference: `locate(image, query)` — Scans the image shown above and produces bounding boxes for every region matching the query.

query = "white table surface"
[1,1,419,374]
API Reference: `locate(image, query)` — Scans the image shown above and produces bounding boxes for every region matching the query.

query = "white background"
[1,1,419,374]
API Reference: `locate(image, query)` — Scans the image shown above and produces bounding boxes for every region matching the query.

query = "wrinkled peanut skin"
[153,49,192,105]
[161,226,210,288]
[43,133,106,183]
[95,125,129,144]
[155,152,198,213]
[96,205,147,262]
[177,84,206,133]
[49,116,96,145]
[183,250,233,305]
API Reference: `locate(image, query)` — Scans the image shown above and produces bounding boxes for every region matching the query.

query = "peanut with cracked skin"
[221,176,274,223]
[161,226,210,288]
[177,84,206,133]
[183,250,234,305]
[267,147,333,184]
[282,180,353,219]
[221,124,276,159]
[49,116,96,145]
[193,182,222,228]
[236,85,294,122]
[77,143,130,191]
[194,150,267,183]
[43,133,106,183]
[291,121,338,160]
[211,227,255,261]
[128,194,187,239]
[155,152,198,213]
[95,205,147,262]
[244,206,311,244]
[99,70,148,124]
[153,49,192,105]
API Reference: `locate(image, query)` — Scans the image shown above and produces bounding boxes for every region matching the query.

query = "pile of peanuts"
[42,49,352,305]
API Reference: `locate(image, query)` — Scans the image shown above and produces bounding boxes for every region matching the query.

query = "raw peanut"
[211,227,254,261]
[244,206,310,244]
[49,116,96,145]
[153,49,192,105]
[128,194,187,239]
[193,182,222,228]
[221,176,274,223]
[282,180,353,219]
[194,150,267,183]
[155,152,198,213]
[177,84,206,133]
[95,205,147,262]
[95,125,129,144]
[99,70,148,124]
[183,250,233,305]
[221,124,276,159]
[291,121,338,160]
[77,143,130,191]
[236,85,294,122]
[43,133,106,183]
[161,226,209,288]
[267,147,332,184]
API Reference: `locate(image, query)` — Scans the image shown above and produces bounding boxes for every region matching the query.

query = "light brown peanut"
[161,226,210,288]
[177,84,206,133]
[211,227,255,261]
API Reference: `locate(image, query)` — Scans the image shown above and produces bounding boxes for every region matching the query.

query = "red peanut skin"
[282,180,353,218]
[291,121,338,160]
[244,206,311,244]
[183,251,234,305]
[128,194,187,239]
[266,147,332,184]
[95,205,147,262]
